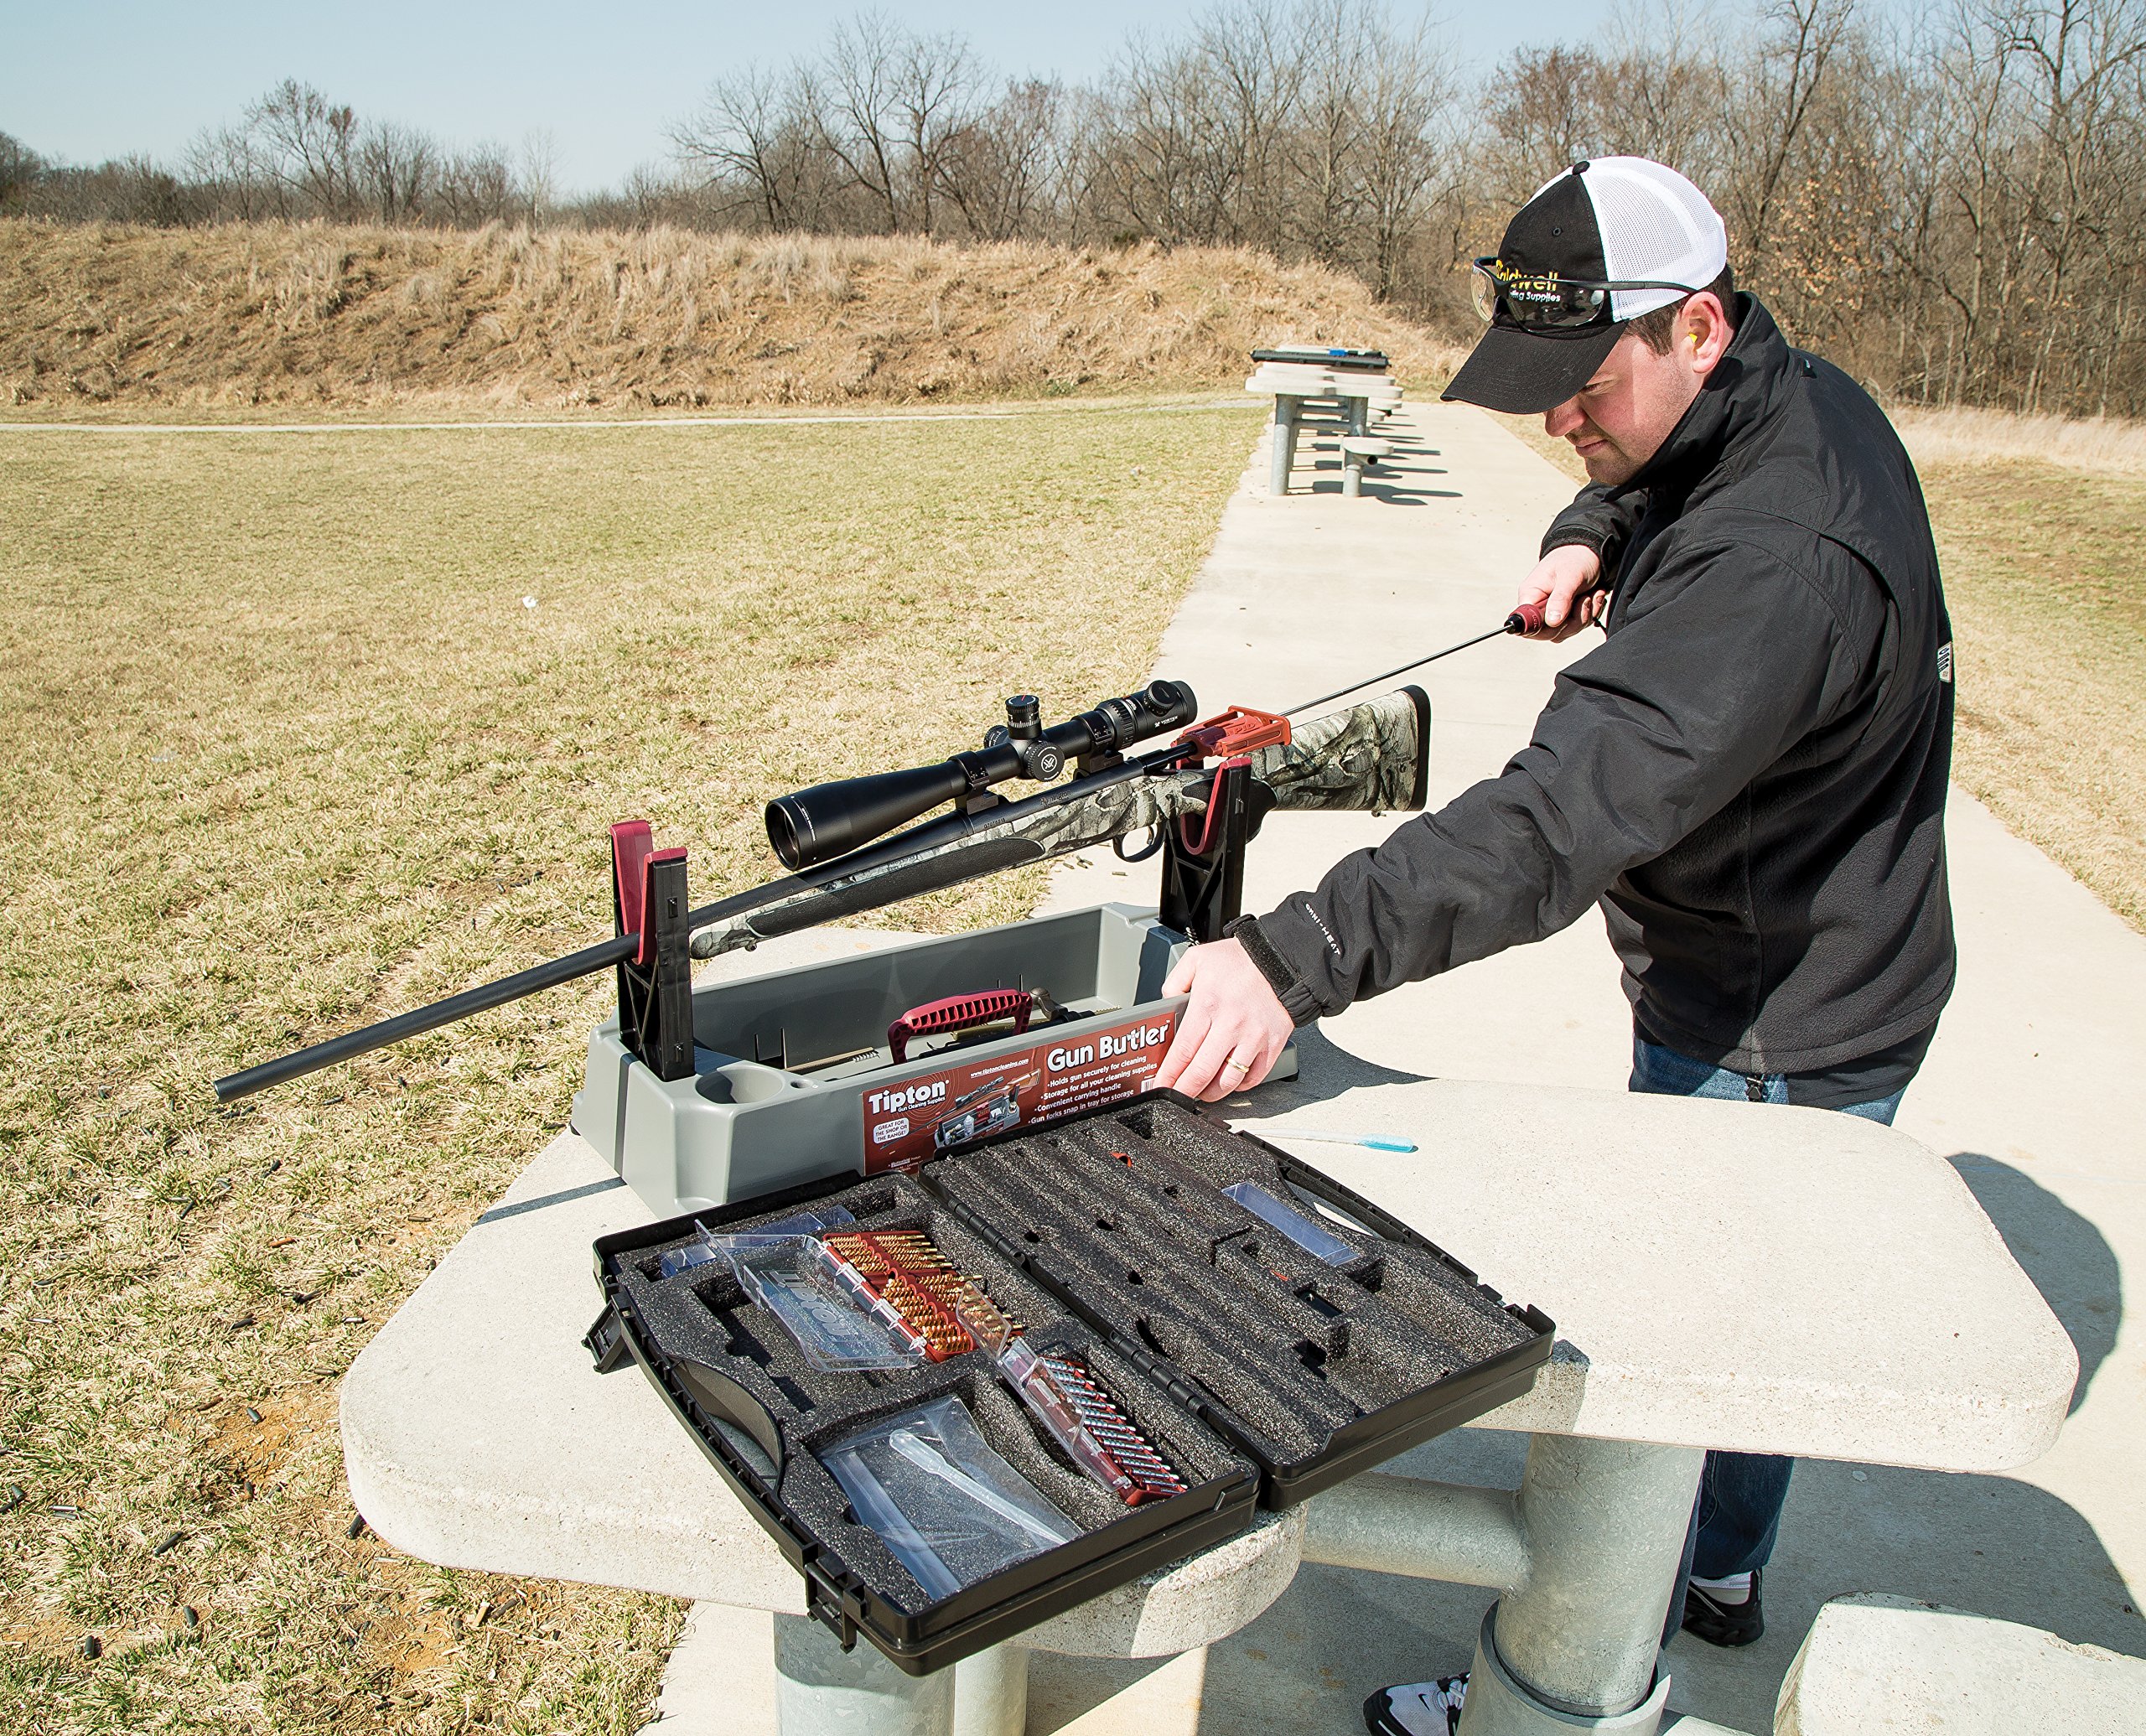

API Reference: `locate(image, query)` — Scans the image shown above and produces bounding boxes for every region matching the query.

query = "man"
[1150,157,1956,1735]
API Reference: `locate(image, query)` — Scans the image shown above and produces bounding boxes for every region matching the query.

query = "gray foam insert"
[613,1173,1248,1615]
[923,1101,1537,1472]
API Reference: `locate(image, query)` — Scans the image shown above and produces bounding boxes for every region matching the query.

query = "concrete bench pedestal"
[1340,436,1391,495]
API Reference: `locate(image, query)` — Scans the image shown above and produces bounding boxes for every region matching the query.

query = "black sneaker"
[1682,1568,1765,1646]
[1364,1675,1466,1735]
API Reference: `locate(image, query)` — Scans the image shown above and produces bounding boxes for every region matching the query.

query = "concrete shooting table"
[1246,363,1403,495]
[340,935,2073,1736]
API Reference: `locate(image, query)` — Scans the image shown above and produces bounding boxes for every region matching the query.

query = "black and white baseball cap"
[1444,158,1730,415]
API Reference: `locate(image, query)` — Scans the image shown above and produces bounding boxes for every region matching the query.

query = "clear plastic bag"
[1223,1180,1359,1266]
[734,1238,921,1372]
[819,1394,1075,1599]
[657,1206,858,1280]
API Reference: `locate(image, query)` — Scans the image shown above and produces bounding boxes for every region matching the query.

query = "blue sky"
[4,1,1586,194]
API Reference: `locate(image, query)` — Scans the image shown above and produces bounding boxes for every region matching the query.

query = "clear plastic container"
[656,1206,858,1280]
[818,1394,1075,1599]
[734,1238,921,1372]
[1222,1180,1359,1266]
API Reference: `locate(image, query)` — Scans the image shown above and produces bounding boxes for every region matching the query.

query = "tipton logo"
[1047,1022,1172,1071]
[867,1080,948,1115]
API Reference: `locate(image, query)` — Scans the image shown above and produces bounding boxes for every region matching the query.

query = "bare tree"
[359,122,436,224]
[1717,0,1858,279]
[249,79,361,218]
[936,78,1072,241]
[1356,17,1462,300]
[816,12,909,230]
[894,29,983,236]
[675,63,828,230]
[184,123,278,220]
[519,128,560,225]
[0,131,44,210]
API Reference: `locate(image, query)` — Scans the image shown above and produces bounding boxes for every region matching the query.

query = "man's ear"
[1685,292,1734,376]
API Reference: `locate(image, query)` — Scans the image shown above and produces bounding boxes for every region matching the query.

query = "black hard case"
[588,1091,1551,1674]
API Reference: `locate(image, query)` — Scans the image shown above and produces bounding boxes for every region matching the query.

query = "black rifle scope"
[766,681,1198,870]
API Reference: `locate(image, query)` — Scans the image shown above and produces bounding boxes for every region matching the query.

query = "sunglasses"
[1471,257,1699,333]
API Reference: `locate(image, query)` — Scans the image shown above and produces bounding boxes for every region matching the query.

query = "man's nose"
[1543,396,1584,438]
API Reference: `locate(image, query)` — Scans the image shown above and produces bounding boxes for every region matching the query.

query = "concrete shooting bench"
[340,930,2073,1736]
[1246,360,1403,495]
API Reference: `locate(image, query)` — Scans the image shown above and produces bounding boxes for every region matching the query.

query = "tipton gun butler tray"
[565,680,1429,1217]
[572,902,1275,1216]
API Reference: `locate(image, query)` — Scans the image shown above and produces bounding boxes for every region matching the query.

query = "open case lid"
[587,1092,1552,1670]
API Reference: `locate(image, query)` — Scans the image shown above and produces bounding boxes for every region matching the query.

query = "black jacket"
[1239,297,1956,1073]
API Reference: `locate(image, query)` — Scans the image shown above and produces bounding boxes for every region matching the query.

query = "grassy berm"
[0,220,1459,414]
[0,404,1259,1732]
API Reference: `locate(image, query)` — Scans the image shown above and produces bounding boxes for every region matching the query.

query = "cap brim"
[1441,320,1625,415]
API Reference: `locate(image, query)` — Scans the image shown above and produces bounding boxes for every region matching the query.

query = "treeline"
[7,0,2146,416]
[0,81,552,231]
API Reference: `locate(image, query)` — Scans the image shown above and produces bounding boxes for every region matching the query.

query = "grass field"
[0,403,1260,1733]
[1916,462,2146,931]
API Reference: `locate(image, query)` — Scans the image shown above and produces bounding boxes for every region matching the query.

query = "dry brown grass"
[0,220,1460,415]
[1895,404,2146,476]
[1919,461,2146,930]
[0,403,1259,1731]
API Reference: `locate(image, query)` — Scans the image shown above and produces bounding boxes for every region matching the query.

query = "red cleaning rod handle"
[1506,602,1547,635]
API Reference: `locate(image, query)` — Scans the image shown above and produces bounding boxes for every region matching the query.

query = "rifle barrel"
[212,933,639,1105]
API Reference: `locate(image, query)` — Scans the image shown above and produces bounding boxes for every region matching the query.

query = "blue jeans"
[1630,1036,1907,1640]
[1629,1037,1908,1125]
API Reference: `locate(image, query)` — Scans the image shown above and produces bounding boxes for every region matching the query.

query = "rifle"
[211,681,1430,1105]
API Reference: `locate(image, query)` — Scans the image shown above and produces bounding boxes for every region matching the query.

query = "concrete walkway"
[1035,399,2146,1732]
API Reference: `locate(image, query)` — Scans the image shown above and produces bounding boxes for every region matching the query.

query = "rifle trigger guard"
[1115,824,1166,864]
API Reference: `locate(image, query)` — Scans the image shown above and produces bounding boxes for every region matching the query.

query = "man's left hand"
[1149,938,1294,1101]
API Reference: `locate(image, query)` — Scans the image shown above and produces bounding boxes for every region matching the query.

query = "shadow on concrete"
[1227,1024,1434,1115]
[1664,1459,2146,1731]
[1304,472,1462,504]
[1190,1444,2146,1736]
[1027,1654,1185,1735]
[1946,1153,2118,1413]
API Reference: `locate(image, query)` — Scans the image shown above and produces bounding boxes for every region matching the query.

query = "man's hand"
[1148,938,1294,1102]
[1516,544,1607,642]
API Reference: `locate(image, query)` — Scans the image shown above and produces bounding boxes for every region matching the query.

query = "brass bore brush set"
[812,1226,1183,1507]
[1004,1342,1188,1505]
[817,1230,998,1363]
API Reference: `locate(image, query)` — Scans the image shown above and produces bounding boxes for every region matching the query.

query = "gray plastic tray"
[573,903,1292,1216]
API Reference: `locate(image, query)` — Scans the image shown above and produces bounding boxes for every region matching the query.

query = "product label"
[861,1006,1181,1174]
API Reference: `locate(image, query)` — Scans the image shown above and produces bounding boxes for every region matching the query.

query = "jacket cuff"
[1225,913,1325,1028]
[1541,522,1609,559]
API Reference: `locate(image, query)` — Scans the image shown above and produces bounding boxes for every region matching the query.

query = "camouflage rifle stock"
[211,686,1428,1103]
[687,686,1428,958]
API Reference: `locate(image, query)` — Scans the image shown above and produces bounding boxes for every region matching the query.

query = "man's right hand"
[1516,544,1607,641]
